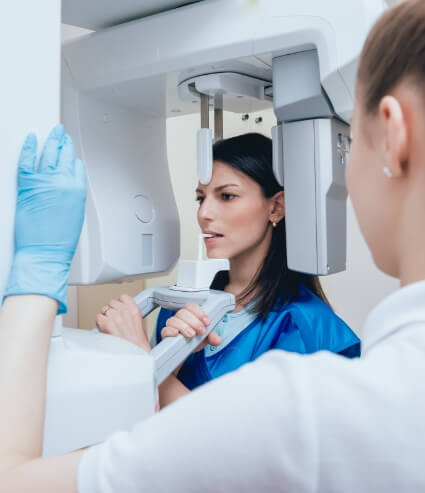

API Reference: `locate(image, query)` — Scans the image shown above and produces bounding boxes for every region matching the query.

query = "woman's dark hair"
[210,132,329,318]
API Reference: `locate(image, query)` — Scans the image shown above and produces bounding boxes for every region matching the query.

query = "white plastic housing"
[61,0,385,121]
[283,118,349,275]
[62,62,180,284]
[44,328,155,456]
[62,0,205,30]
[175,259,230,291]
[272,124,284,187]
[178,72,272,114]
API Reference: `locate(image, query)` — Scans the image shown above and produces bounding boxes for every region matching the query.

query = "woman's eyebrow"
[196,184,240,194]
[214,184,240,192]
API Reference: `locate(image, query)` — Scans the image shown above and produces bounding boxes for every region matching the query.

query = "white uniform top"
[78,281,425,492]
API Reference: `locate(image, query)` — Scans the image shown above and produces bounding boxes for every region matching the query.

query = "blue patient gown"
[155,284,360,390]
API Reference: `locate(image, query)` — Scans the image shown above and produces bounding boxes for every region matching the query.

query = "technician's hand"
[96,294,151,352]
[161,301,221,352]
[4,125,86,314]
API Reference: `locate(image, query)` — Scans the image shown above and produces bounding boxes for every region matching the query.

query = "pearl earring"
[272,221,277,228]
[383,166,393,178]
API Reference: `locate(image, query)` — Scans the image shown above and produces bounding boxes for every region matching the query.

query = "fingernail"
[187,329,195,337]
[203,316,210,325]
[199,326,205,334]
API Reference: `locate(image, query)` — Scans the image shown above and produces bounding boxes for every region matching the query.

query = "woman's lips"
[204,234,224,245]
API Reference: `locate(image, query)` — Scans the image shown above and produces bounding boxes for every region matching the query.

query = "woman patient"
[96,133,360,407]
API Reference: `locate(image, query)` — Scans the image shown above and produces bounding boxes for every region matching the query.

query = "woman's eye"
[196,196,204,204]
[221,193,235,201]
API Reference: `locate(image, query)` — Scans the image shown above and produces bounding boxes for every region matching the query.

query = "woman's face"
[196,160,274,262]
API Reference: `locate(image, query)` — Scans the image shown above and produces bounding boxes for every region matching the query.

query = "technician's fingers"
[18,133,37,173]
[38,124,64,172]
[57,134,75,173]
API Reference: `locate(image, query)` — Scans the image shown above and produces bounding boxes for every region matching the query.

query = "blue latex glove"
[4,124,86,314]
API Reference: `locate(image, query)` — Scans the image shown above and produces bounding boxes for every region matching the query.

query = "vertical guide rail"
[0,0,61,299]
[198,93,213,184]
[200,93,210,129]
[214,93,223,141]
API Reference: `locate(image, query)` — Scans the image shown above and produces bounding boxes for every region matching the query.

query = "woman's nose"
[198,197,215,221]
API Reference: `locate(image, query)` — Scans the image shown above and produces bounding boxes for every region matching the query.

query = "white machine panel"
[44,328,155,456]
[62,64,180,284]
[283,118,349,275]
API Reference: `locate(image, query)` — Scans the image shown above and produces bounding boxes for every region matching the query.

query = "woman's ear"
[378,95,408,178]
[269,191,285,223]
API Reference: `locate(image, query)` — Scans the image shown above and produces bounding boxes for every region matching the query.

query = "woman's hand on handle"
[161,301,221,352]
[158,302,222,408]
[96,294,151,352]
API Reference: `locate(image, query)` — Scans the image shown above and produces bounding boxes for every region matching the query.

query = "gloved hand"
[3,124,86,314]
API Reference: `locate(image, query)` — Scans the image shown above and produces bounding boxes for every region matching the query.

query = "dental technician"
[1,1,425,491]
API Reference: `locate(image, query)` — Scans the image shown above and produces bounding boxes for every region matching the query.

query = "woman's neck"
[226,258,258,294]
[226,235,271,301]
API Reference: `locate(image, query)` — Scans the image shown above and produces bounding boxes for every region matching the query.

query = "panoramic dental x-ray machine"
[23,0,385,455]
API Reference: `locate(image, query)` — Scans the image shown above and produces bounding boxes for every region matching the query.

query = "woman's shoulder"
[272,283,335,318]
[272,284,360,355]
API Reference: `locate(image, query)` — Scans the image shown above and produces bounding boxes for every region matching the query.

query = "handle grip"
[134,287,235,385]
